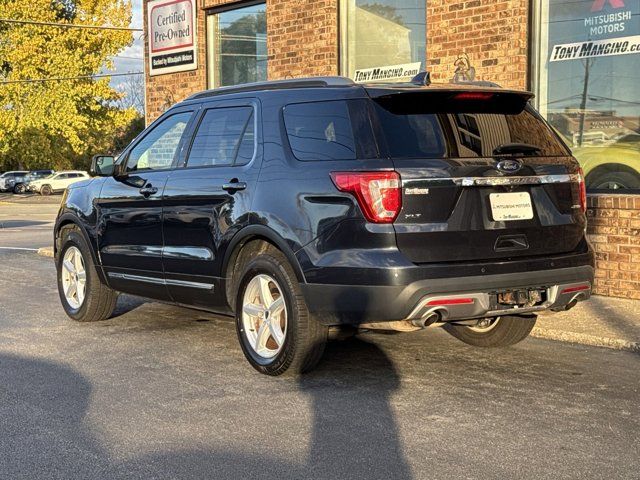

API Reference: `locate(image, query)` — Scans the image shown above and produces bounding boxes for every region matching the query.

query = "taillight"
[330,171,401,224]
[578,168,587,213]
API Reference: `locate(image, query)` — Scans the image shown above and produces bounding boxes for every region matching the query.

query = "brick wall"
[267,0,338,80]
[426,0,529,90]
[587,195,640,300]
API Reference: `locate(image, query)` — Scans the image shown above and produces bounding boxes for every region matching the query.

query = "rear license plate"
[489,192,534,221]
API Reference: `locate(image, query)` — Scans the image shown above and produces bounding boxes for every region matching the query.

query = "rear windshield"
[372,100,569,158]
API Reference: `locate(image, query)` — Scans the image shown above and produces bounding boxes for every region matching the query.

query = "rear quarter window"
[283,100,377,161]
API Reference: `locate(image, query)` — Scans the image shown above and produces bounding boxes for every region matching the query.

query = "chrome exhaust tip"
[564,293,586,311]
[411,310,443,328]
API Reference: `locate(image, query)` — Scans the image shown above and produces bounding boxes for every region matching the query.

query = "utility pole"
[577,58,593,147]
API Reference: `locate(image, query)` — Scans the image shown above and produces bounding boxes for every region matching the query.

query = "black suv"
[54,76,594,375]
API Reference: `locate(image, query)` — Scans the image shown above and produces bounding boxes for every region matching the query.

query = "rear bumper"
[301,264,594,326]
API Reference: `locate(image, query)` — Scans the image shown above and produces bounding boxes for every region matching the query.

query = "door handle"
[139,184,158,196]
[222,180,247,193]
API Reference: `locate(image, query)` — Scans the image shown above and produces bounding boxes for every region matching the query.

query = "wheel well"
[223,235,304,308]
[585,163,640,184]
[54,220,78,256]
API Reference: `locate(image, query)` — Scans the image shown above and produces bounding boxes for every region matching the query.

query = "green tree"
[0,0,141,171]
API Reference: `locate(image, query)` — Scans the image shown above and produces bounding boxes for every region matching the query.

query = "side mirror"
[90,155,115,177]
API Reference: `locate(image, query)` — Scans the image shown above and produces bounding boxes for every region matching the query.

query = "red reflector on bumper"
[560,285,590,294]
[426,298,475,306]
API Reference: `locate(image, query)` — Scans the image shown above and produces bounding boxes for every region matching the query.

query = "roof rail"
[187,76,356,100]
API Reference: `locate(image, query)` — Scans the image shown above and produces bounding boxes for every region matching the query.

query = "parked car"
[54,76,594,376]
[27,171,90,195]
[575,134,640,190]
[0,171,29,192]
[13,169,55,194]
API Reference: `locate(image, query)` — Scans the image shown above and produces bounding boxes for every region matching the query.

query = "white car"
[27,171,91,195]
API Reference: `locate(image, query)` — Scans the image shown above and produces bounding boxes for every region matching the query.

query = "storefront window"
[207,3,267,88]
[532,0,640,192]
[340,0,426,81]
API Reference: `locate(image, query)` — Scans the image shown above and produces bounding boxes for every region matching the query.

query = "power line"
[0,18,143,32]
[0,72,143,85]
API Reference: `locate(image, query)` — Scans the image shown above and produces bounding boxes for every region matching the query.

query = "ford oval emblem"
[496,159,523,174]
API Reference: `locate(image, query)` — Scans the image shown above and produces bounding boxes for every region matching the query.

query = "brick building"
[143,0,640,299]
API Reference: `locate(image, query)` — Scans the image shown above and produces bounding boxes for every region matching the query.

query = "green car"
[574,134,640,191]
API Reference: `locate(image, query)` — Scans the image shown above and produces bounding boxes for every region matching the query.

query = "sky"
[109,0,144,92]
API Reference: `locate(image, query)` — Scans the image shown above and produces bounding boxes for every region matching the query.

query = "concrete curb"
[531,327,640,354]
[37,247,54,258]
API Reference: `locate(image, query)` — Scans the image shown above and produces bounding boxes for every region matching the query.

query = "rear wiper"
[493,143,542,156]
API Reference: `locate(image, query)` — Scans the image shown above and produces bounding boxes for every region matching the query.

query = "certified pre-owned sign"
[148,0,197,76]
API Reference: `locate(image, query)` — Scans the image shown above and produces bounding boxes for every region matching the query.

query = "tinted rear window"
[283,100,377,161]
[373,98,569,158]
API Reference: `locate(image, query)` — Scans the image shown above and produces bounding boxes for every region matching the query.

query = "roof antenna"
[411,71,431,86]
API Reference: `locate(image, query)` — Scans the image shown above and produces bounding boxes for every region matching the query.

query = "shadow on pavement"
[584,295,640,345]
[0,339,412,479]
[112,294,148,318]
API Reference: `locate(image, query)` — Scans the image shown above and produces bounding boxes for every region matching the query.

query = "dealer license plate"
[489,192,534,221]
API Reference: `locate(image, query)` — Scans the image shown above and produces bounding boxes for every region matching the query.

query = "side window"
[127,112,192,172]
[186,107,255,168]
[283,100,377,161]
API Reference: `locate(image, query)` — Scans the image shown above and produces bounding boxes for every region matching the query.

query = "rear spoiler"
[366,87,534,115]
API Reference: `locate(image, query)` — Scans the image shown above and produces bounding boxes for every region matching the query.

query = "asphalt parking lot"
[1,195,639,479]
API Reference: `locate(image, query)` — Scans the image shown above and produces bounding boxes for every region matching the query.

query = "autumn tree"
[0,0,142,170]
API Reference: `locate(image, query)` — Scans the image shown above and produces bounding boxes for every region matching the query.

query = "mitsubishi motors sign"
[147,0,198,76]
[549,0,639,62]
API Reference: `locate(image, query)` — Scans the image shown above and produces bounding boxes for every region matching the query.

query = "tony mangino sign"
[148,0,197,76]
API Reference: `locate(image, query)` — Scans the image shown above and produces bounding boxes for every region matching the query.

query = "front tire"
[14,184,26,194]
[586,170,640,190]
[57,225,118,322]
[235,243,327,376]
[40,185,52,196]
[444,315,536,348]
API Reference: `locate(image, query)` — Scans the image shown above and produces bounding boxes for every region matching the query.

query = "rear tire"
[14,184,25,194]
[57,225,118,322]
[444,315,536,348]
[234,242,327,376]
[40,185,52,196]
